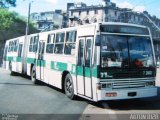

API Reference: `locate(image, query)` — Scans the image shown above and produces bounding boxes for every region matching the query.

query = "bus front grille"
[110,78,154,89]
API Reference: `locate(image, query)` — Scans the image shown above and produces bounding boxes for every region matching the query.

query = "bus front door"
[37,41,45,81]
[77,37,93,98]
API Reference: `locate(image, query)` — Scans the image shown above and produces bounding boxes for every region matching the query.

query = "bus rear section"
[3,36,25,74]
[95,23,157,101]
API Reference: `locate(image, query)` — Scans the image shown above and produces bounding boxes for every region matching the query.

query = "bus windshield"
[101,35,154,69]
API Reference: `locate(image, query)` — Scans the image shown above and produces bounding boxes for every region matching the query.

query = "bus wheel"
[64,74,75,100]
[31,66,37,84]
[9,62,16,75]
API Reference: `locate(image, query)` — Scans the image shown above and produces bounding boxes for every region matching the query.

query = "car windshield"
[101,35,154,69]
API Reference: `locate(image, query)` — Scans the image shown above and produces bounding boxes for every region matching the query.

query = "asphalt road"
[0,68,160,120]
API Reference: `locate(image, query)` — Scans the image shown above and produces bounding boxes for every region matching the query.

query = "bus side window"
[64,31,77,55]
[33,36,39,52]
[85,39,92,67]
[46,34,55,54]
[18,44,23,57]
[54,32,65,54]
[78,40,84,66]
[29,36,39,52]
[29,37,33,52]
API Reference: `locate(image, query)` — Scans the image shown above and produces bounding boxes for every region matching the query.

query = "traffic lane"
[0,68,88,114]
[1,68,160,116]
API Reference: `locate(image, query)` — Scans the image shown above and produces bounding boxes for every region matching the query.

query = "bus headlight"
[106,83,112,88]
[146,81,155,86]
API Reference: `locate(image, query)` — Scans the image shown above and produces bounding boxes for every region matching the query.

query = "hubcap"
[32,69,36,80]
[66,78,73,94]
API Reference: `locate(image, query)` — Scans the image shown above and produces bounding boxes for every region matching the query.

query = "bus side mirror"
[95,35,100,46]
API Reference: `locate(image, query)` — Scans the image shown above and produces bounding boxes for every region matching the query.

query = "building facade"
[30,10,67,31]
[67,0,160,62]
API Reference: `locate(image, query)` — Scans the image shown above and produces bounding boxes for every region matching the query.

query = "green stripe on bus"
[51,61,67,71]
[77,66,99,78]
[37,60,46,67]
[92,66,99,78]
[7,57,14,61]
[6,56,22,62]
[17,57,22,62]
[27,58,36,64]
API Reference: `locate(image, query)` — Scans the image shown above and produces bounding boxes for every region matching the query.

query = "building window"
[64,31,77,55]
[85,18,89,23]
[115,11,117,16]
[71,11,73,16]
[94,18,97,23]
[87,11,89,15]
[94,10,98,14]
[105,9,108,14]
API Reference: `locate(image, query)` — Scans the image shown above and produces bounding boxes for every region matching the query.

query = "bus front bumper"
[97,87,157,101]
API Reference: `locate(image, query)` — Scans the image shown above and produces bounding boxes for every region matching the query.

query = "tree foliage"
[0,0,16,8]
[0,8,14,29]
[0,8,38,43]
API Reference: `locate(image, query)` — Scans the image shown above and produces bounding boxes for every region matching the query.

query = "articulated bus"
[3,22,157,101]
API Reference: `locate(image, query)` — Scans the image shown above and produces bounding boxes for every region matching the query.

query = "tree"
[0,8,38,64]
[0,0,16,8]
[0,9,38,43]
[0,8,14,29]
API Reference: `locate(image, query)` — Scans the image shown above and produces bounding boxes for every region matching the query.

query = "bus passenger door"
[77,37,93,98]
[37,41,45,81]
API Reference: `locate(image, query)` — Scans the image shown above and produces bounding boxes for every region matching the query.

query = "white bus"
[3,22,157,101]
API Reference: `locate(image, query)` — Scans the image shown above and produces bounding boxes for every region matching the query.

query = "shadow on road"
[0,83,35,86]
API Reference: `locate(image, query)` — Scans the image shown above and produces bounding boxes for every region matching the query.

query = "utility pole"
[22,1,33,74]
[25,2,32,36]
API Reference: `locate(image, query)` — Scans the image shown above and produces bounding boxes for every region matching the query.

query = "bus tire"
[9,62,16,75]
[31,66,38,84]
[64,74,75,100]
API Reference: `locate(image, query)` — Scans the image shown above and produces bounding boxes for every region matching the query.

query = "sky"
[9,0,160,18]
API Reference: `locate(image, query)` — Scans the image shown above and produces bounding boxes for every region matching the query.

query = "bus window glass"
[64,31,77,55]
[129,37,154,68]
[46,44,54,53]
[18,44,23,57]
[85,39,92,67]
[29,36,39,52]
[56,32,65,42]
[66,31,77,42]
[14,40,18,52]
[54,32,65,54]
[101,35,154,69]
[78,40,84,66]
[101,35,128,68]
